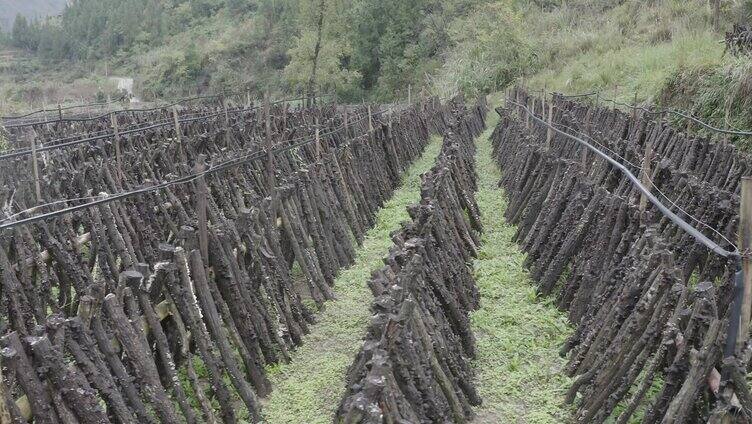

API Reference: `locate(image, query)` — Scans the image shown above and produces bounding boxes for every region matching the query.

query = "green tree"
[284,0,361,99]
[12,14,38,50]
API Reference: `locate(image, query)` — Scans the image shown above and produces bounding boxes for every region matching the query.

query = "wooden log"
[102,293,181,424]
[186,250,261,421]
[90,312,155,424]
[162,251,238,424]
[64,318,136,424]
[26,335,109,424]
[1,333,59,424]
[739,176,752,352]
[131,275,199,424]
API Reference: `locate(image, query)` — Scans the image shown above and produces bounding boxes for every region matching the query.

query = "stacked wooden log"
[492,87,749,422]
[335,96,487,424]
[0,98,451,422]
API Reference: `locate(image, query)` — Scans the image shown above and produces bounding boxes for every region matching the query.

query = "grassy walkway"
[470,106,574,423]
[262,136,444,424]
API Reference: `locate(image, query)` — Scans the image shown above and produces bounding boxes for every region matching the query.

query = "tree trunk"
[307,0,326,104]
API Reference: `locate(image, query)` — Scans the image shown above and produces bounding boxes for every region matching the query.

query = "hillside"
[3,0,752,143]
[0,0,67,32]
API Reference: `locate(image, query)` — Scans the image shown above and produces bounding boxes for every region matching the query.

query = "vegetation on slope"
[0,0,66,35]
[519,0,752,146]
[5,0,752,146]
[262,136,443,424]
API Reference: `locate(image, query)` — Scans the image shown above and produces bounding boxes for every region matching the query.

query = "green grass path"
[470,105,574,423]
[261,136,444,424]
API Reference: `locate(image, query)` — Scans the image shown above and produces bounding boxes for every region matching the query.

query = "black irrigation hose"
[1,91,242,129]
[0,96,316,161]
[558,90,752,137]
[506,97,739,258]
[0,94,129,120]
[0,104,403,230]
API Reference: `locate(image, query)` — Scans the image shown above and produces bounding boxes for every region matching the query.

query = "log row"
[335,96,488,424]
[0,97,454,423]
[492,88,749,423]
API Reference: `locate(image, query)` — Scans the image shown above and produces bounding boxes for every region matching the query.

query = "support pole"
[738,176,752,351]
[265,93,276,211]
[57,104,63,121]
[368,105,373,133]
[713,0,721,32]
[344,110,349,137]
[408,84,412,104]
[111,114,123,186]
[632,91,638,121]
[546,100,554,148]
[525,93,530,129]
[194,154,209,266]
[222,95,230,127]
[638,139,654,213]
[172,106,182,144]
[28,133,42,204]
[315,116,321,161]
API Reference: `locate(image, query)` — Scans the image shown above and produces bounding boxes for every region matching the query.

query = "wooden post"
[265,93,275,209]
[222,95,230,127]
[194,155,209,265]
[638,139,654,213]
[546,101,554,148]
[368,105,373,133]
[315,117,321,161]
[344,110,349,136]
[582,107,591,168]
[28,133,42,204]
[172,107,182,144]
[632,91,638,121]
[245,91,251,109]
[525,95,530,129]
[111,114,123,185]
[57,104,63,120]
[408,84,412,104]
[713,0,721,32]
[542,87,547,120]
[738,176,752,352]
